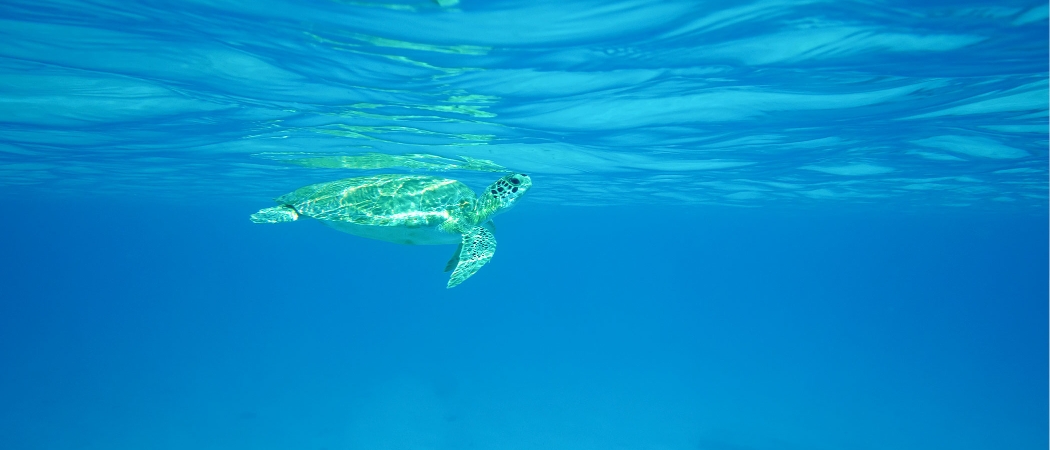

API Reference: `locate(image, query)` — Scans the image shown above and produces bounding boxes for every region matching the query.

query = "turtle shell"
[276,174,477,228]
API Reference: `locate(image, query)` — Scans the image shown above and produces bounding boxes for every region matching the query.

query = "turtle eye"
[510,178,520,185]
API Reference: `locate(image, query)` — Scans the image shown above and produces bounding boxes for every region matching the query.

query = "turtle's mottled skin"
[251,173,532,288]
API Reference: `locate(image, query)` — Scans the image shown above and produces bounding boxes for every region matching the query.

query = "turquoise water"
[0,1,1047,449]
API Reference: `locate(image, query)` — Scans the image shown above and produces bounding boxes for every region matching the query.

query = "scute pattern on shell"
[276,175,478,228]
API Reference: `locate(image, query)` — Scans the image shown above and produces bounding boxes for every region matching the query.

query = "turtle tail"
[250,205,299,224]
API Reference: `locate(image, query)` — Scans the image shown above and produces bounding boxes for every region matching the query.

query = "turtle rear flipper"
[446,225,496,288]
[444,243,462,273]
[250,205,299,223]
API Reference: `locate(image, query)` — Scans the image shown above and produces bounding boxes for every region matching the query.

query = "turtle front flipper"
[444,221,495,273]
[446,224,497,288]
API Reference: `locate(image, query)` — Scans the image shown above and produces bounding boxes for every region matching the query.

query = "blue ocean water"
[0,0,1047,449]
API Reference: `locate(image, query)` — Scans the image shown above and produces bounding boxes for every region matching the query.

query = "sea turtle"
[250,173,532,288]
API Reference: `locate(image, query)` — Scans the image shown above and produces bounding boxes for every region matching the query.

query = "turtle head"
[475,173,532,221]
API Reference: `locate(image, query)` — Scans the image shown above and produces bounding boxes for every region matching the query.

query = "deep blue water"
[0,0,1047,449]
